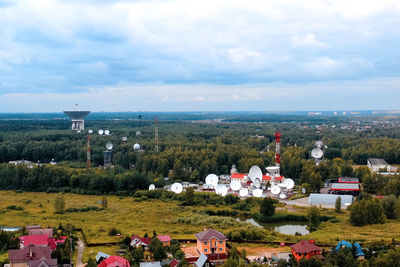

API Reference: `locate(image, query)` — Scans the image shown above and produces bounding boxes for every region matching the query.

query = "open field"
[2,190,400,262]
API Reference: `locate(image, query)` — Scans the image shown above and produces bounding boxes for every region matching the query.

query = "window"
[214,241,216,246]
[219,241,223,245]
[219,248,222,251]
[204,248,208,253]
[204,242,208,246]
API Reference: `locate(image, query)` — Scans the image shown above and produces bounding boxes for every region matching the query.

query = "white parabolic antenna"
[302,187,307,194]
[105,130,110,135]
[239,188,248,197]
[149,184,155,191]
[216,184,228,196]
[98,129,104,135]
[253,188,263,198]
[248,166,263,183]
[285,178,295,189]
[230,180,241,191]
[279,193,287,199]
[88,129,93,134]
[266,166,280,173]
[311,148,323,159]
[278,183,287,188]
[171,183,183,194]
[254,178,261,189]
[271,185,280,195]
[205,174,219,187]
[315,141,324,149]
[208,184,214,190]
[133,143,141,150]
[106,142,113,151]
[203,184,209,189]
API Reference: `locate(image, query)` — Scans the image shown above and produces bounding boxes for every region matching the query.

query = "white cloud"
[291,34,328,48]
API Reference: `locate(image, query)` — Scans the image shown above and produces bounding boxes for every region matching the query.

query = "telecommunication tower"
[155,117,159,153]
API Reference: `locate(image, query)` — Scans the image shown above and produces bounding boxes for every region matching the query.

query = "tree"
[307,206,320,231]
[260,197,275,217]
[335,196,341,213]
[54,194,65,214]
[149,237,166,261]
[101,195,108,209]
[183,187,195,205]
[349,197,384,226]
[382,195,397,219]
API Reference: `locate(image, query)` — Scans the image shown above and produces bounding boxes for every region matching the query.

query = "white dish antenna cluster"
[171,183,183,194]
[149,184,155,191]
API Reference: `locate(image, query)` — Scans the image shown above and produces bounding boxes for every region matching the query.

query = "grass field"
[1,190,400,262]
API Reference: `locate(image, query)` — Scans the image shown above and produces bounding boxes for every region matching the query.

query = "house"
[8,244,53,267]
[290,240,322,262]
[194,254,214,267]
[335,241,365,259]
[95,252,110,264]
[328,183,360,196]
[28,258,57,267]
[367,158,391,173]
[19,236,57,250]
[338,177,359,184]
[97,256,130,267]
[130,235,152,248]
[157,235,171,247]
[195,229,227,255]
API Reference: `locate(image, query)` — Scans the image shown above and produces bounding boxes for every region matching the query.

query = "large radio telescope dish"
[149,184,155,191]
[311,148,323,159]
[248,166,263,183]
[216,184,228,196]
[171,183,183,194]
[106,142,113,151]
[239,188,248,197]
[230,180,241,191]
[266,166,280,174]
[252,188,263,198]
[284,178,295,189]
[271,185,281,195]
[205,174,219,187]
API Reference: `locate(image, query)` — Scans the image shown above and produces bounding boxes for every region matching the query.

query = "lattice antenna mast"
[86,132,91,169]
[155,117,159,153]
[275,132,281,175]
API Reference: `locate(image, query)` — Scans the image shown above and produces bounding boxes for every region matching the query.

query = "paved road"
[76,239,85,266]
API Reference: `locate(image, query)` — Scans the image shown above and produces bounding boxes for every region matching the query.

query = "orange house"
[291,240,322,262]
[195,229,227,255]
[157,235,171,247]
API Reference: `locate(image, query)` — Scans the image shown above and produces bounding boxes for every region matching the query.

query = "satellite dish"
[278,183,287,188]
[208,184,214,190]
[315,141,324,149]
[311,148,323,159]
[216,184,228,196]
[77,130,81,133]
[301,187,307,194]
[285,178,295,190]
[271,185,280,195]
[239,188,248,197]
[105,130,110,135]
[254,178,261,189]
[122,136,128,142]
[253,188,263,198]
[133,143,141,150]
[136,131,141,136]
[171,183,183,194]
[248,166,263,183]
[149,184,155,191]
[230,180,241,191]
[262,185,266,190]
[98,129,104,135]
[205,174,219,187]
[267,187,271,191]
[203,184,209,190]
[88,129,93,134]
[279,193,287,199]
[106,142,113,151]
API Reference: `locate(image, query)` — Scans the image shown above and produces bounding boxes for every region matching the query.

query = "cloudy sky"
[0,0,400,112]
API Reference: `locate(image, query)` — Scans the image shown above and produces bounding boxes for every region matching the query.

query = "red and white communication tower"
[274,132,282,175]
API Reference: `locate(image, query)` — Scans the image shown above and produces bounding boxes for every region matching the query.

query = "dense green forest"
[0,115,399,194]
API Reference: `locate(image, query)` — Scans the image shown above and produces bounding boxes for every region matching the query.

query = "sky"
[0,0,400,112]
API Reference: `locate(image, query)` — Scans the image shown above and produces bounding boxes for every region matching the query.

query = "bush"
[6,205,23,210]
[108,227,121,236]
[65,206,103,213]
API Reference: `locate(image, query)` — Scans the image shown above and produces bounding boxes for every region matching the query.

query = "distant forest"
[0,115,400,194]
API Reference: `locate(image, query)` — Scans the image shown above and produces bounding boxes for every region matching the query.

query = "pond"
[237,218,310,236]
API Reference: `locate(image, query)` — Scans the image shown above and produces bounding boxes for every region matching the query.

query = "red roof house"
[291,240,322,262]
[8,244,53,267]
[19,235,57,250]
[130,235,152,248]
[157,235,171,247]
[97,255,130,267]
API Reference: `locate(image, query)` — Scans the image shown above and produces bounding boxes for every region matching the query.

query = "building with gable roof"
[290,240,322,262]
[97,256,130,267]
[156,235,171,247]
[8,244,53,267]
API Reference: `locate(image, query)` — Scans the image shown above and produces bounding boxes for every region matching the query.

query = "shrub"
[6,205,23,210]
[108,227,121,236]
